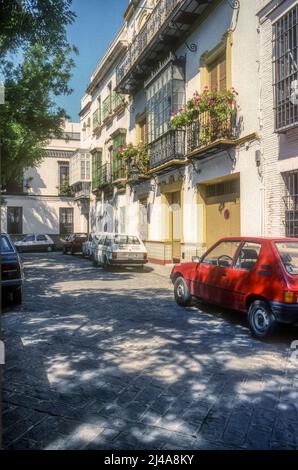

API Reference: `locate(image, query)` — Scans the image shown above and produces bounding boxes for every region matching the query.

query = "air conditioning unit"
[290,80,298,105]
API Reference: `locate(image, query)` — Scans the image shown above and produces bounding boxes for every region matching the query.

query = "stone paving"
[2,252,298,450]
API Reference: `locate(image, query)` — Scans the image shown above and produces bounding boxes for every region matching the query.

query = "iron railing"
[116,0,182,86]
[148,129,185,169]
[74,187,90,200]
[186,112,237,153]
[284,195,298,237]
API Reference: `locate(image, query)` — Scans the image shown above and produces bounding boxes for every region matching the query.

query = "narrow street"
[2,253,298,450]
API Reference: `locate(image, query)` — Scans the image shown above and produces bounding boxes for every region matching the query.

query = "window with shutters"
[112,133,127,180]
[91,150,102,190]
[208,53,227,91]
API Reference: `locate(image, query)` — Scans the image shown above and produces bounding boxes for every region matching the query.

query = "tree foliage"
[0,0,77,188]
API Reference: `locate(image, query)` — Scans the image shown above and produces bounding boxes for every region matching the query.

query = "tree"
[0,0,75,57]
[0,0,77,188]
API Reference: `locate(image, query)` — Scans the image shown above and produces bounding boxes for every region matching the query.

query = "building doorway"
[167,191,181,263]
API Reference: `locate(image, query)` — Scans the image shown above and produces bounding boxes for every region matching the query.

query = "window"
[59,208,73,235]
[23,235,35,242]
[36,235,47,242]
[234,242,261,271]
[137,117,147,144]
[0,235,14,253]
[208,53,227,91]
[283,170,298,237]
[91,150,102,190]
[7,207,23,234]
[112,133,126,179]
[146,60,185,143]
[59,163,69,191]
[201,241,240,267]
[273,4,298,131]
[276,241,298,274]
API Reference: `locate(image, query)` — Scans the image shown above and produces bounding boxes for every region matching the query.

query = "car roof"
[216,237,298,243]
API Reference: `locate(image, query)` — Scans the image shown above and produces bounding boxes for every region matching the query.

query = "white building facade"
[80,0,297,264]
[1,121,87,241]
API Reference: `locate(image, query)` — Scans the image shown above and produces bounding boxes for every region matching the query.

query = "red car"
[63,233,87,255]
[171,237,298,339]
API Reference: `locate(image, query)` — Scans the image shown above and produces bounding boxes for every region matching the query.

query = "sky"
[56,0,128,123]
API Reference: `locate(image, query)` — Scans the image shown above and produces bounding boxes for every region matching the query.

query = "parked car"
[82,233,102,258]
[14,234,55,252]
[171,237,298,339]
[92,233,148,270]
[1,233,24,304]
[63,233,87,255]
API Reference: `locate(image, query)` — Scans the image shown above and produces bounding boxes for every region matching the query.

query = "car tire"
[103,256,109,271]
[70,247,75,256]
[248,300,277,339]
[63,246,67,255]
[92,254,98,267]
[12,287,22,305]
[81,251,85,258]
[174,276,192,307]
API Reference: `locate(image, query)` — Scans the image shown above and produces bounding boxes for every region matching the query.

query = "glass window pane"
[201,241,241,267]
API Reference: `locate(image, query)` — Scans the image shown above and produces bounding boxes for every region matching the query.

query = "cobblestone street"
[2,253,298,450]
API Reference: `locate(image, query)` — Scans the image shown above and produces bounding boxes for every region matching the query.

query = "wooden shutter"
[219,57,227,91]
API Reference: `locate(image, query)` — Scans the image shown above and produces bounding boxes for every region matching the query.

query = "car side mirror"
[192,256,201,263]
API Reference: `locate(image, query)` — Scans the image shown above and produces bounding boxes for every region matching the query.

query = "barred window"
[59,208,73,235]
[273,4,298,132]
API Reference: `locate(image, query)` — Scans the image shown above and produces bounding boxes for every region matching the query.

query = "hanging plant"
[116,143,149,175]
[171,87,238,144]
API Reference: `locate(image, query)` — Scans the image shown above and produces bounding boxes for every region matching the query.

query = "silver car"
[14,234,55,252]
[82,233,102,258]
[92,233,148,270]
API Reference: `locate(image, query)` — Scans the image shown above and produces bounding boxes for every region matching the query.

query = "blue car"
[1,233,24,304]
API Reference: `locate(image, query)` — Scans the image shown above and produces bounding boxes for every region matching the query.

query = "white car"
[92,233,148,270]
[14,234,55,252]
[82,233,102,258]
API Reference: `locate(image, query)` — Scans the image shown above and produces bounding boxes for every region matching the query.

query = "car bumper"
[1,279,23,288]
[269,301,298,324]
[109,259,148,266]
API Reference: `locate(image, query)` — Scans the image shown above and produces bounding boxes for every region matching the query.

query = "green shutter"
[92,151,102,190]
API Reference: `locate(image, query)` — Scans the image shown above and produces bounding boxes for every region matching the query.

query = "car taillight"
[283,291,297,303]
[143,253,147,260]
[112,252,117,260]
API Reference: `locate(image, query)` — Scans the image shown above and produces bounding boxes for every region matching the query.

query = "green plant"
[58,178,73,196]
[116,143,149,175]
[171,87,238,144]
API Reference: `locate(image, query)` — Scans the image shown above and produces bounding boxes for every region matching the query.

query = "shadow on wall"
[25,167,47,195]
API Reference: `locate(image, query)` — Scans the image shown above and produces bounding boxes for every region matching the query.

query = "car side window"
[36,235,47,241]
[24,235,35,242]
[201,241,241,267]
[234,242,261,271]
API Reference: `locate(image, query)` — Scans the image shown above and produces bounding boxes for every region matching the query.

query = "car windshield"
[0,235,14,253]
[275,242,298,274]
[109,235,141,245]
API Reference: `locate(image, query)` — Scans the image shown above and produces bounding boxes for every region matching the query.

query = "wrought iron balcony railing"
[186,112,237,154]
[148,129,185,169]
[92,163,111,191]
[116,0,182,88]
[74,187,90,200]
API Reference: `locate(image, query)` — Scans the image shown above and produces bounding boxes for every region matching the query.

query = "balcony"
[74,183,91,201]
[186,112,237,159]
[69,150,91,186]
[116,0,211,93]
[112,160,127,185]
[92,163,111,191]
[148,129,186,172]
[102,93,126,123]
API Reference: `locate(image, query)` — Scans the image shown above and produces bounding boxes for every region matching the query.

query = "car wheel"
[103,256,109,271]
[70,247,75,255]
[47,245,52,252]
[248,300,277,339]
[92,254,98,267]
[174,276,192,306]
[12,287,22,305]
[81,251,85,258]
